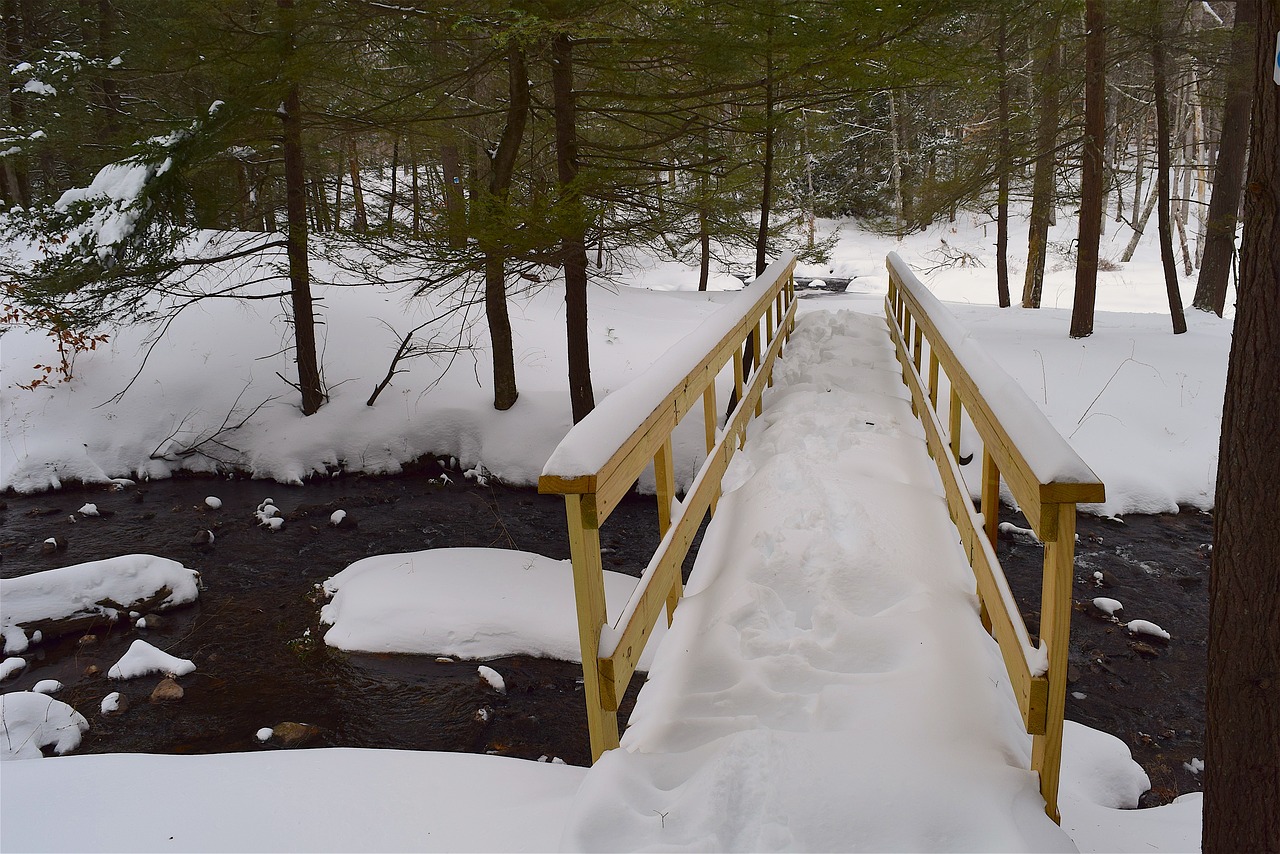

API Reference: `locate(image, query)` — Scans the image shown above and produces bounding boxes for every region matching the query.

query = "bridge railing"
[539,253,798,761]
[885,252,1104,823]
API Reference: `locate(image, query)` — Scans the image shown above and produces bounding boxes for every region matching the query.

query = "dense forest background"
[0,0,1256,418]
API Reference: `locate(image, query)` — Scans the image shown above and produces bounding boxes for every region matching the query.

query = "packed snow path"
[562,309,1075,851]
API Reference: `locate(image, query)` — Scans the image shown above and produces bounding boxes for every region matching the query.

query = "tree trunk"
[347,139,368,233]
[441,143,465,247]
[1192,0,1256,316]
[1071,0,1106,338]
[888,88,905,235]
[1132,112,1147,225]
[698,177,711,292]
[385,137,398,232]
[310,169,331,232]
[1022,22,1062,309]
[3,0,29,207]
[995,12,1011,308]
[1204,0,1280,846]
[482,43,529,413]
[333,173,343,229]
[551,32,594,423]
[755,70,776,278]
[1122,186,1159,262]
[1152,0,1188,334]
[278,3,323,416]
[410,141,421,235]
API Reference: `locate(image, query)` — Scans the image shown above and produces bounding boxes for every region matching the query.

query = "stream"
[1,469,1207,804]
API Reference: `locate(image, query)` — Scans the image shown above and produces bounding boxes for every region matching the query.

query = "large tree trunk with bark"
[551,32,594,423]
[1192,0,1257,316]
[1204,1,1280,847]
[2,0,30,207]
[1022,19,1061,308]
[1070,0,1106,338]
[995,12,1011,308]
[482,43,529,412]
[1152,0,1188,335]
[278,3,323,416]
[754,70,776,278]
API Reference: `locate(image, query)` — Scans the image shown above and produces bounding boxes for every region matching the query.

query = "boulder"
[150,677,184,703]
[271,721,322,747]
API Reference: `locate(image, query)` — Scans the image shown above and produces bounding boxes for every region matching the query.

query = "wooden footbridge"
[539,253,1103,832]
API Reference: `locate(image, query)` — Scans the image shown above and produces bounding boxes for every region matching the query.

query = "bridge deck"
[561,309,1076,852]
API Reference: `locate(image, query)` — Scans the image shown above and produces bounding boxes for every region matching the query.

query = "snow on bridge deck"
[562,309,1076,852]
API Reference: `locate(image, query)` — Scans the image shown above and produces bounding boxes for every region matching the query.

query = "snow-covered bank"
[1,262,731,495]
[0,749,586,852]
[3,214,1228,517]
[0,731,1199,852]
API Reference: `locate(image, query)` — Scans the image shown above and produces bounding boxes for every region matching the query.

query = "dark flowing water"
[998,506,1211,806]
[1,471,1207,805]
[0,467,682,766]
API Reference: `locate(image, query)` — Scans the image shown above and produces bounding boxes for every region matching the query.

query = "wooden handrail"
[885,253,1104,824]
[539,254,798,760]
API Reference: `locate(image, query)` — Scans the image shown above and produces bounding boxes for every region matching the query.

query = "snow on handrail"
[541,252,797,484]
[887,252,1101,493]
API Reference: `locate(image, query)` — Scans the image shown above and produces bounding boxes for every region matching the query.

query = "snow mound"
[1125,619,1170,641]
[320,548,668,666]
[0,692,89,760]
[108,639,196,680]
[1059,720,1151,809]
[0,555,201,654]
[1058,721,1200,853]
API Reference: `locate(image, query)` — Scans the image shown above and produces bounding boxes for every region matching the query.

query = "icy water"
[1,471,1207,804]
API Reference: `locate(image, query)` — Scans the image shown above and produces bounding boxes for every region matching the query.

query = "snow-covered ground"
[1,211,1217,851]
[2,212,1227,518]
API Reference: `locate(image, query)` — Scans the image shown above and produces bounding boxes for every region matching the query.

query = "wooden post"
[978,448,1003,634]
[655,436,683,624]
[732,346,745,445]
[1032,501,1076,823]
[928,351,940,409]
[703,386,717,454]
[981,448,1001,547]
[563,493,620,760]
[765,304,775,388]
[901,311,912,387]
[654,437,676,536]
[704,386,719,514]
[912,322,924,373]
[948,387,963,462]
[753,320,764,416]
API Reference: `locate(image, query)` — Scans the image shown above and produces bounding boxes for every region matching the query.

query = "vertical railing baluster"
[563,493,619,760]
[1032,502,1076,823]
